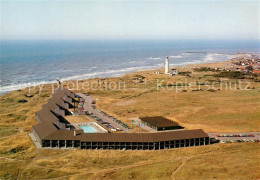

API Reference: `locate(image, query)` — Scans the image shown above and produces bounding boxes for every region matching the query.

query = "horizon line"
[1,38,260,41]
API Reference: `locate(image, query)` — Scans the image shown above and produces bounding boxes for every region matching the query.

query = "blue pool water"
[80,125,98,133]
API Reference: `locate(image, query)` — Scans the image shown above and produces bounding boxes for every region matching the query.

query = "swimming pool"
[80,125,99,133]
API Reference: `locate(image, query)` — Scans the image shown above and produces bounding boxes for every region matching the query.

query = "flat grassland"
[0,62,260,179]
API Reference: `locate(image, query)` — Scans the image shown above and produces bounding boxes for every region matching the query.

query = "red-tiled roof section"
[44,129,208,142]
[140,116,180,128]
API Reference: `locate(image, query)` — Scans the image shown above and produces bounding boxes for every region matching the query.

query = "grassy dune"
[0,67,260,179]
[91,70,260,132]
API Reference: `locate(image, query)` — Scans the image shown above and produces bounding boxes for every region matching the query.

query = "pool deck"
[72,122,108,133]
[66,115,93,124]
[77,93,130,133]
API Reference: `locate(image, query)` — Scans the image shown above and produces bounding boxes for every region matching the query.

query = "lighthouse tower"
[165,56,169,74]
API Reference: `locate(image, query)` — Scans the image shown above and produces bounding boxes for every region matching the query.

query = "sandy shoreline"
[1,53,257,96]
[1,59,234,96]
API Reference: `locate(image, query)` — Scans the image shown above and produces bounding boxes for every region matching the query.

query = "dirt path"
[170,148,221,179]
[0,157,24,162]
[8,147,224,180]
[15,149,73,180]
[48,148,222,180]
[48,159,164,180]
[171,158,188,180]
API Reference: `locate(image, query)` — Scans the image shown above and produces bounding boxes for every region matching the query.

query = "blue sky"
[1,0,259,40]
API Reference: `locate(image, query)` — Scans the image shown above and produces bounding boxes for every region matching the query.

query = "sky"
[1,0,259,40]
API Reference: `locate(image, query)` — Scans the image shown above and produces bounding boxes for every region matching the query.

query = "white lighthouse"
[165,56,169,74]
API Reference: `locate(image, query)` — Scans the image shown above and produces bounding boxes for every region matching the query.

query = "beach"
[1,39,260,95]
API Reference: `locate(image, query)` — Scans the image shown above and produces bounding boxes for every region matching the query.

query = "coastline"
[0,57,237,96]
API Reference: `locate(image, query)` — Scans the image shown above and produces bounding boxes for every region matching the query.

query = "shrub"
[214,71,244,79]
[207,89,216,92]
[6,146,25,154]
[18,99,28,103]
[194,67,213,72]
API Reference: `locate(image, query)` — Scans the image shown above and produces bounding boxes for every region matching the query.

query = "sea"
[0,39,259,94]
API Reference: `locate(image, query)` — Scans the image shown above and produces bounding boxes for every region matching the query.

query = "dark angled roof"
[44,129,208,142]
[140,116,180,128]
[32,122,58,139]
[53,90,70,100]
[44,130,83,140]
[42,101,59,111]
[52,92,74,106]
[35,109,59,123]
[47,96,69,109]
[55,87,75,98]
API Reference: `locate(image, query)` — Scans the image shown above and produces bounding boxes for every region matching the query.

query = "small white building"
[170,69,178,75]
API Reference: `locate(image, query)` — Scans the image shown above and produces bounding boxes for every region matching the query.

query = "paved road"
[208,132,260,141]
[77,93,129,132]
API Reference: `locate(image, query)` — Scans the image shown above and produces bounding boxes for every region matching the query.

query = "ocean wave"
[1,65,164,94]
[90,66,99,69]
[204,53,237,62]
[209,53,231,61]
[184,52,207,54]
[169,55,182,58]
[3,59,205,94]
[60,65,160,81]
[0,80,56,95]
[226,54,238,59]
[0,52,238,94]
[169,59,204,66]
[204,54,215,61]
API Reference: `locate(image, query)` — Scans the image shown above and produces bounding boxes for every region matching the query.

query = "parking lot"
[208,132,260,142]
[77,93,130,132]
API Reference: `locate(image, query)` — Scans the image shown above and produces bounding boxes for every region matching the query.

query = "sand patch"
[65,115,94,124]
